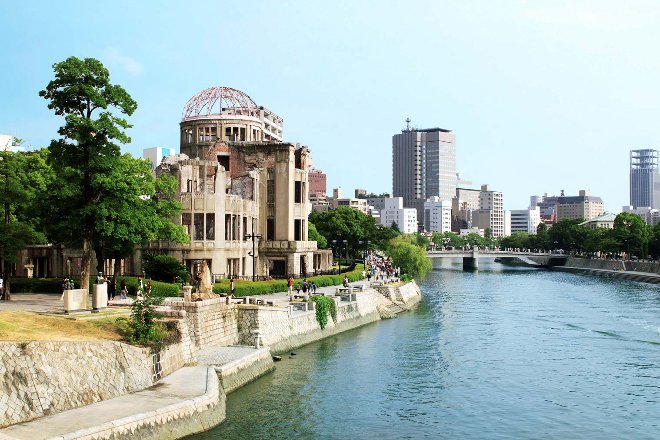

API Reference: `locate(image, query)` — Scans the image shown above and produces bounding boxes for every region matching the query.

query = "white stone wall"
[237,291,381,354]
[164,298,239,349]
[0,341,152,428]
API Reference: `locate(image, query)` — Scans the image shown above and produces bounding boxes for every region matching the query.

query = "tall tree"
[613,212,650,257]
[0,149,51,299]
[40,57,137,289]
[92,154,188,277]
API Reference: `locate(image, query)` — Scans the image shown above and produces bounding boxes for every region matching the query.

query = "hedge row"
[8,276,180,298]
[213,265,365,297]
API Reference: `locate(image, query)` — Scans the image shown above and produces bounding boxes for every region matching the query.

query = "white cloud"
[105,47,143,76]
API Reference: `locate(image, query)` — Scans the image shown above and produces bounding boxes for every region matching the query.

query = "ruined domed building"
[146,87,332,278]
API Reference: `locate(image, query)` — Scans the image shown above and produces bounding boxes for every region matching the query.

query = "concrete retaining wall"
[215,348,275,394]
[163,298,239,349]
[0,341,152,428]
[238,291,382,355]
[376,281,422,307]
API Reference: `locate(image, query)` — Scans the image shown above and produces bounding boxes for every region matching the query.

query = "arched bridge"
[427,250,568,270]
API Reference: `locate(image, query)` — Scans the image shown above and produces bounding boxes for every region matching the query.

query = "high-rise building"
[630,149,660,209]
[556,190,604,221]
[392,124,456,224]
[308,168,327,196]
[143,147,175,170]
[452,184,505,236]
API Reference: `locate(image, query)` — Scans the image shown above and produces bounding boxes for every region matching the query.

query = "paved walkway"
[0,365,215,440]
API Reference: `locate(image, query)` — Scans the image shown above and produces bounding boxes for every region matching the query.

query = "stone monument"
[192,261,218,300]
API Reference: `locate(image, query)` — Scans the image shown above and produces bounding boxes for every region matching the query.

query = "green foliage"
[92,155,188,269]
[309,207,399,257]
[40,56,138,290]
[614,212,650,257]
[9,278,65,294]
[431,231,465,249]
[118,294,177,350]
[308,221,328,248]
[142,254,189,284]
[385,236,432,278]
[213,265,366,296]
[117,276,180,298]
[310,295,337,330]
[400,273,413,282]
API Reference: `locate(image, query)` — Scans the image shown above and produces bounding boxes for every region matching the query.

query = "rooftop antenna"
[405,117,411,131]
[560,189,565,196]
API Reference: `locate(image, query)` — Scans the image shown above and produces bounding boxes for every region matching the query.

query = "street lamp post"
[244,225,262,282]
[332,240,340,274]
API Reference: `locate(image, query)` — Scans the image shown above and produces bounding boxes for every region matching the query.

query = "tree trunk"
[2,259,10,301]
[80,235,92,290]
[94,243,104,275]
[113,257,121,282]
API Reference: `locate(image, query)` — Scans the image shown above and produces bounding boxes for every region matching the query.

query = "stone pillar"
[182,285,193,302]
[92,284,108,312]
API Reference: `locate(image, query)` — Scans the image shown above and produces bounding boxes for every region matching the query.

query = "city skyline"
[3,1,660,211]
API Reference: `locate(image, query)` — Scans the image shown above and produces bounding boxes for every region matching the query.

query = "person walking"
[119,280,128,300]
[230,277,235,295]
[287,276,294,301]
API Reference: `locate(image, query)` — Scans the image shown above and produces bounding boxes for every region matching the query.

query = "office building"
[392,123,456,223]
[452,184,505,237]
[423,196,452,232]
[509,207,541,234]
[630,149,660,209]
[379,197,417,233]
[556,190,604,221]
[308,168,327,196]
[143,147,175,170]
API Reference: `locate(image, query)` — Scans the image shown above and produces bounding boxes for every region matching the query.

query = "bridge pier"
[463,257,478,271]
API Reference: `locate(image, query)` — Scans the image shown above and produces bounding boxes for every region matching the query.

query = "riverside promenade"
[0,278,416,439]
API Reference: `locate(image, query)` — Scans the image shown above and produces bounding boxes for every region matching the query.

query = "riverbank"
[0,280,421,439]
[526,256,660,284]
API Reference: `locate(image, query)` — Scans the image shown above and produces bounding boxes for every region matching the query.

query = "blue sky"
[2,0,660,212]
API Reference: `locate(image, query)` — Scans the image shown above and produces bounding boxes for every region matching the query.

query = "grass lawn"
[0,311,124,342]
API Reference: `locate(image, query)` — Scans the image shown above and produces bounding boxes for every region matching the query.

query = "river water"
[191,261,660,439]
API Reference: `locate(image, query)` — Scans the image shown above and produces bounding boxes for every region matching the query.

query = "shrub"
[310,295,337,329]
[213,264,366,297]
[114,276,180,298]
[142,253,189,283]
[117,295,179,350]
[9,278,66,293]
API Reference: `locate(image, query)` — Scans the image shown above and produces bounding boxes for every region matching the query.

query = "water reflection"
[191,266,660,439]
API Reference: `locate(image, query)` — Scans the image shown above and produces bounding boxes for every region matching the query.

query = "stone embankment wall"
[0,341,151,428]
[215,348,275,394]
[163,297,239,349]
[377,282,422,307]
[237,289,395,355]
[563,257,624,271]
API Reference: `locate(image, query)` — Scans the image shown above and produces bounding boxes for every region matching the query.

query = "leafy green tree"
[385,235,432,278]
[535,222,549,250]
[142,253,189,283]
[309,207,398,257]
[431,231,465,249]
[414,233,430,249]
[548,219,586,252]
[40,57,137,289]
[91,154,188,277]
[308,221,328,248]
[0,150,52,299]
[500,231,530,250]
[613,212,650,257]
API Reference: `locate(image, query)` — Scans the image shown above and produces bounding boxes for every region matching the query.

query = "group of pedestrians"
[287,276,318,300]
[364,251,399,282]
